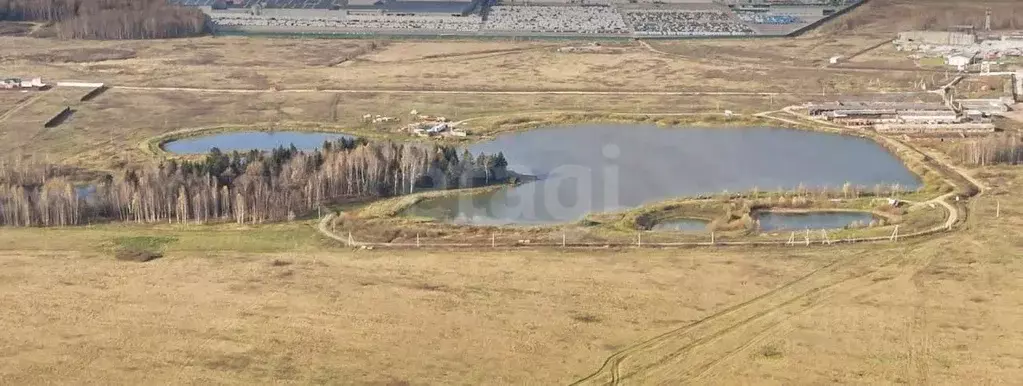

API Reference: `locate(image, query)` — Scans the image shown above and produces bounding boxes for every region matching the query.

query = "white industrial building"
[946,54,975,70]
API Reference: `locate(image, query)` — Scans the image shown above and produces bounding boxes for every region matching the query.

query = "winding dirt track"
[636,39,955,75]
[309,106,983,384]
[110,85,930,97]
[0,92,42,124]
[571,245,940,385]
[319,108,977,249]
[567,110,982,385]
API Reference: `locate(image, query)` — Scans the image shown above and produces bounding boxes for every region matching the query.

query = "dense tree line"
[0,0,208,39]
[0,139,512,226]
[953,134,1023,166]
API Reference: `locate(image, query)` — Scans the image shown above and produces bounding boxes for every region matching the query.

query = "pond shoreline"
[399,123,927,226]
[133,112,951,234]
[144,125,360,156]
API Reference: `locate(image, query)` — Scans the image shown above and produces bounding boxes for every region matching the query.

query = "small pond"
[163,131,353,154]
[405,124,921,225]
[754,211,878,232]
[650,218,710,232]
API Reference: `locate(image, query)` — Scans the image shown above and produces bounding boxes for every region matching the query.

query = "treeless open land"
[2,0,1023,384]
[0,166,1020,384]
[0,29,940,94]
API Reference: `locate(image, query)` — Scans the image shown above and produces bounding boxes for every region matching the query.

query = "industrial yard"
[3,0,1023,384]
[185,0,861,38]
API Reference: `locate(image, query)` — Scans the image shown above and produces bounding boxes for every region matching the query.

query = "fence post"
[562,232,566,247]
[804,228,810,246]
[711,231,715,245]
[996,200,1000,218]
[637,233,642,247]
[347,231,353,247]
[492,233,495,248]
[416,233,420,248]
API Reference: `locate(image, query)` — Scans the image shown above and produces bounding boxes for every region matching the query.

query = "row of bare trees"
[0,0,208,39]
[0,140,512,227]
[953,134,1023,166]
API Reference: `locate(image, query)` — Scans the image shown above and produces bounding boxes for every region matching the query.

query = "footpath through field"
[313,106,985,384]
[565,109,986,385]
[110,84,932,97]
[318,107,981,249]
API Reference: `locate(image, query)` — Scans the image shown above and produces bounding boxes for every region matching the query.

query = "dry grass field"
[2,0,1023,384]
[818,0,1023,36]
[1,87,818,170]
[0,33,939,94]
[0,166,1020,384]
[0,246,818,384]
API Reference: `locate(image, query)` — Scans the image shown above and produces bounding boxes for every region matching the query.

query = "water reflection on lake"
[406,124,920,225]
[650,218,710,232]
[164,131,352,154]
[755,211,877,231]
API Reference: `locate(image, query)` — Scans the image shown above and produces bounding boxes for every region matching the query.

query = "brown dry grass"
[0,34,937,94]
[0,91,33,116]
[1,1,1023,383]
[0,21,35,37]
[706,166,1023,385]
[818,0,1023,36]
[0,246,818,384]
[0,165,1021,384]
[0,87,812,169]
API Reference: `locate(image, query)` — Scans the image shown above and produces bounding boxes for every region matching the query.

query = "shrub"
[111,236,175,262]
[114,248,163,262]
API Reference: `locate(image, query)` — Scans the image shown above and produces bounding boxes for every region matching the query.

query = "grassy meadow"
[2,0,1023,383]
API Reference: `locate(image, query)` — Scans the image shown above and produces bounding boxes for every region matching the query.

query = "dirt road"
[0,92,42,124]
[309,107,984,383]
[566,109,983,385]
[109,85,930,98]
[571,245,938,385]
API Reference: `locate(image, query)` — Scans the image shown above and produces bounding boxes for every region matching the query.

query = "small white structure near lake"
[946,54,975,70]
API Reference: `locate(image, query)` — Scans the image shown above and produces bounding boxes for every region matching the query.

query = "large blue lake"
[404,124,921,226]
